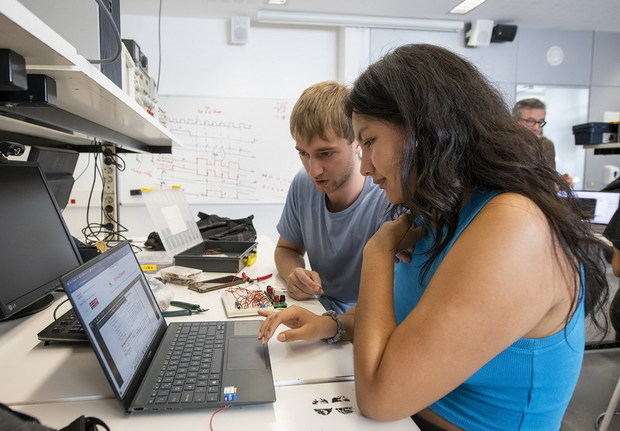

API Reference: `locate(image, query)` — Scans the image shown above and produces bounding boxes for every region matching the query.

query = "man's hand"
[286,268,323,300]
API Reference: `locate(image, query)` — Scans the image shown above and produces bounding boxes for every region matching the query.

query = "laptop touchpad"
[234,320,261,336]
[226,338,266,370]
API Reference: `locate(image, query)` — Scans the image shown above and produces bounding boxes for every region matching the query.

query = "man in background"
[512,98,573,184]
[275,81,389,313]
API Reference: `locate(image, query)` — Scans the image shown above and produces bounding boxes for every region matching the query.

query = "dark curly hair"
[346,43,608,331]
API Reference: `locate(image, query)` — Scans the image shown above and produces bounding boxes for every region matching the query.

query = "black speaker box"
[0,74,57,105]
[491,24,518,42]
[0,49,27,91]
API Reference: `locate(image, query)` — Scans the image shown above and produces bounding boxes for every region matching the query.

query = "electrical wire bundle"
[79,143,140,252]
[225,286,272,310]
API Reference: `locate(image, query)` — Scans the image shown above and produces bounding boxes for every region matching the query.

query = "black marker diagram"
[312,395,354,416]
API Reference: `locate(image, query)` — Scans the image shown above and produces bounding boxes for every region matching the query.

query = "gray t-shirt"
[277,170,390,305]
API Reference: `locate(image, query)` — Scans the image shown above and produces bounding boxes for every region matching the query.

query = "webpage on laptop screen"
[65,246,162,397]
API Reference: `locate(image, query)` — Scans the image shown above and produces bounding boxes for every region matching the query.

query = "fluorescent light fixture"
[256,10,464,32]
[266,0,287,4]
[450,0,487,14]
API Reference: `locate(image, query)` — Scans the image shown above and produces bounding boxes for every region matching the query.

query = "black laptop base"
[38,308,88,344]
[130,321,275,412]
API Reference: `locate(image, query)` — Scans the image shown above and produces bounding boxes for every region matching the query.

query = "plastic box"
[141,187,257,273]
[175,240,257,273]
[135,251,174,273]
[572,122,618,146]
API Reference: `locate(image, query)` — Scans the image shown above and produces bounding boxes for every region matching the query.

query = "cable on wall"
[157,0,163,91]
[88,0,122,64]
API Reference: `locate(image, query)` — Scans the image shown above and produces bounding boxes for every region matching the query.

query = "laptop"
[62,242,275,412]
[571,190,620,233]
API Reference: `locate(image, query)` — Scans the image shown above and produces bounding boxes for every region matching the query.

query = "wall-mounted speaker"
[230,16,250,45]
[465,19,494,47]
[491,24,518,42]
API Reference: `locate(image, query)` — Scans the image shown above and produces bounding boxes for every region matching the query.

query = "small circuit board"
[221,285,287,318]
[264,285,287,309]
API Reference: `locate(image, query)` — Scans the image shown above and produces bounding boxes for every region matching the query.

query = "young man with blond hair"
[275,81,388,313]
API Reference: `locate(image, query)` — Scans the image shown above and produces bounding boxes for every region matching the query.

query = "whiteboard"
[118,95,299,204]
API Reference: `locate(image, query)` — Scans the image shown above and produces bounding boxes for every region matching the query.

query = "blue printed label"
[223,386,238,401]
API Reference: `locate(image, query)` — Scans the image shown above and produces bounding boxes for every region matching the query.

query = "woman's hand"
[365,214,424,262]
[257,305,336,343]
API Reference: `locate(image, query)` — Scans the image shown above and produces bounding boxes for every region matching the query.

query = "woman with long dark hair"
[258,44,609,430]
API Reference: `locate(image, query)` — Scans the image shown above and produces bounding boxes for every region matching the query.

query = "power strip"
[102,145,119,240]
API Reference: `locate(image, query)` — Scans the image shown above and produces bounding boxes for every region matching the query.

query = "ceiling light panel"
[450,0,487,14]
[256,10,464,31]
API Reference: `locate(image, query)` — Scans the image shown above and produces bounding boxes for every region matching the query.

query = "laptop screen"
[64,243,164,397]
[571,191,620,224]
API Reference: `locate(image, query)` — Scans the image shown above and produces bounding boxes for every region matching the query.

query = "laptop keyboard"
[148,322,226,406]
[38,308,88,343]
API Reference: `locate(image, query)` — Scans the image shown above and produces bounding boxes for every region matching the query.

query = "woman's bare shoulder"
[481,192,549,228]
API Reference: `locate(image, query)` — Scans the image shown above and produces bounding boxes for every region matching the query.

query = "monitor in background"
[600,176,620,192]
[0,160,83,320]
[27,146,78,210]
[571,190,620,225]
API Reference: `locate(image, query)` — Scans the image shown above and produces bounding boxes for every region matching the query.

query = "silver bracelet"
[322,310,346,344]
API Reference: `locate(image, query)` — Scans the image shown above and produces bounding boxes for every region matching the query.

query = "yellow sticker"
[141,264,158,272]
[245,253,257,266]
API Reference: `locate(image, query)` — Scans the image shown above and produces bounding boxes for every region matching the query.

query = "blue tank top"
[393,189,585,431]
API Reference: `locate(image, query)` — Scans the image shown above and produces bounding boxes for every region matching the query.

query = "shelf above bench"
[0,0,179,153]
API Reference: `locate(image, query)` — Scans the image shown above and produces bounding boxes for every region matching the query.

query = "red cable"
[209,404,231,431]
[226,286,271,309]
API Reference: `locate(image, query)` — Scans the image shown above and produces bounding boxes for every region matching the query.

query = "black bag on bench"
[144,213,256,251]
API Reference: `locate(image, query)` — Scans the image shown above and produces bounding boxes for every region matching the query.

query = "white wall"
[62,15,338,242]
[121,15,338,98]
[60,16,620,242]
[369,27,620,189]
[370,28,518,88]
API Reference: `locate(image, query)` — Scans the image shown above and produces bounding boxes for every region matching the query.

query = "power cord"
[0,142,25,158]
[595,376,620,430]
[73,151,91,183]
[95,150,131,244]
[157,0,163,91]
[79,144,143,254]
[82,146,103,242]
[88,0,122,65]
[209,404,231,431]
[102,148,126,171]
[53,298,71,321]
[595,410,620,430]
